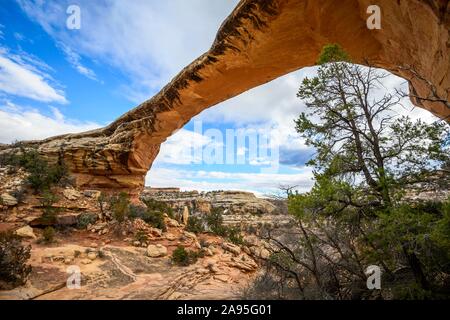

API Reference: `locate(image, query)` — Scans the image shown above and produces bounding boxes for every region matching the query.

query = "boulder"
[166,218,180,228]
[222,242,241,256]
[228,258,258,272]
[63,188,81,201]
[149,227,162,237]
[15,226,36,239]
[87,252,97,261]
[1,193,18,206]
[182,231,197,241]
[250,246,270,259]
[146,244,167,258]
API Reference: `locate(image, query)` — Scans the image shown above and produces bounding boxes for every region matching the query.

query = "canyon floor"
[0,167,283,300]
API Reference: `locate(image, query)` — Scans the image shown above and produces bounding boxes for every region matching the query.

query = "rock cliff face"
[141,188,293,228]
[0,0,448,193]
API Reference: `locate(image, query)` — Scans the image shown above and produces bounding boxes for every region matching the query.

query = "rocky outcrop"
[1,193,18,207]
[0,0,448,193]
[146,244,168,258]
[141,188,293,228]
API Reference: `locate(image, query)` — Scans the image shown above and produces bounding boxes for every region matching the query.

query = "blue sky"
[0,1,439,195]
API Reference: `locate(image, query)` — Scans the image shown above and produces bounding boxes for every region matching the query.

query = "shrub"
[185,215,205,234]
[110,192,130,222]
[205,207,228,236]
[143,211,167,231]
[0,231,32,290]
[39,191,60,225]
[204,208,242,242]
[143,198,174,218]
[227,226,244,245]
[128,203,167,231]
[5,148,71,193]
[171,246,200,266]
[129,205,148,220]
[77,212,98,229]
[42,227,55,243]
[134,230,148,244]
[97,192,108,216]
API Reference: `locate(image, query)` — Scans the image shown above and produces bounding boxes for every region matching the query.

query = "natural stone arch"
[1,0,449,194]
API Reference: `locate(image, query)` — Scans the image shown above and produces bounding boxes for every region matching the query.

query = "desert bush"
[143,198,174,218]
[205,207,228,236]
[134,230,148,244]
[109,192,130,222]
[129,205,147,219]
[42,227,56,243]
[227,226,244,245]
[77,212,98,229]
[203,208,244,244]
[39,191,60,225]
[2,148,71,193]
[129,203,167,231]
[97,192,108,216]
[240,270,298,300]
[0,231,32,290]
[185,215,205,234]
[171,245,201,266]
[144,211,167,231]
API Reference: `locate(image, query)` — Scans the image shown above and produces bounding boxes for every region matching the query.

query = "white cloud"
[0,48,67,103]
[0,101,100,143]
[58,43,99,81]
[155,128,212,165]
[16,0,239,103]
[13,32,25,41]
[149,66,441,192]
[146,167,314,196]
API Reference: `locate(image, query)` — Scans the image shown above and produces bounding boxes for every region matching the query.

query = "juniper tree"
[295,44,449,206]
[251,45,450,299]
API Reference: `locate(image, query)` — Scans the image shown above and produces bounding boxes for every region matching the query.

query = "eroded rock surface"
[0,0,448,193]
[0,176,260,300]
[141,188,294,228]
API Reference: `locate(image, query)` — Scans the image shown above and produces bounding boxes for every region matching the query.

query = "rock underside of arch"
[1,0,449,195]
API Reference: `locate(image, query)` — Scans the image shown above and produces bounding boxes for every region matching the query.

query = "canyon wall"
[1,0,448,193]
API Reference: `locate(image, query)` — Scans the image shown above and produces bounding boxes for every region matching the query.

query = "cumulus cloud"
[0,48,67,104]
[155,128,213,165]
[150,66,441,191]
[0,101,101,143]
